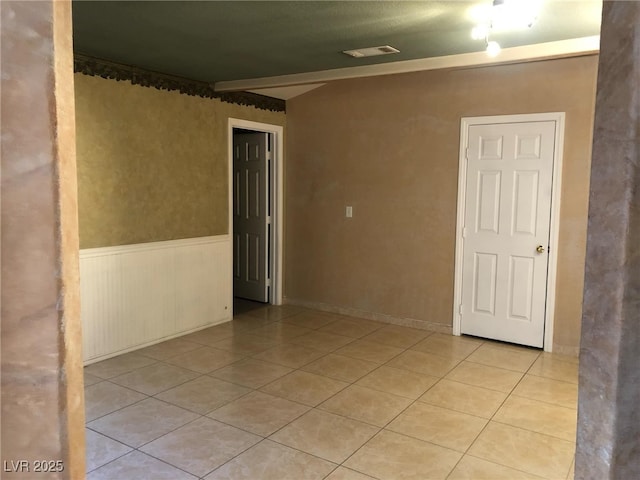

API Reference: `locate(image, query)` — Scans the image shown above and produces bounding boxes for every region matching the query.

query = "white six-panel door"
[459,120,557,347]
[233,132,270,302]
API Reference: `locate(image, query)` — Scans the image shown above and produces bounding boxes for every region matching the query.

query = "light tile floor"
[85,301,579,480]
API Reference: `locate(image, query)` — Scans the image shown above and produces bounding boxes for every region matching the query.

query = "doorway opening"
[228,119,283,313]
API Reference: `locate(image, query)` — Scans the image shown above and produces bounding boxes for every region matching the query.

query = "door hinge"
[465,147,469,160]
[462,227,468,238]
[459,304,464,315]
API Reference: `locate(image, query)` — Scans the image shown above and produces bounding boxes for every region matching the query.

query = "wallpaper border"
[73,53,286,112]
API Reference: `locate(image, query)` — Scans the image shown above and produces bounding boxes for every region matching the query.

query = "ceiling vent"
[342,45,400,58]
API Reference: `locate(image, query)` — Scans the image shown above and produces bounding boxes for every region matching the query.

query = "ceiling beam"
[215,36,600,92]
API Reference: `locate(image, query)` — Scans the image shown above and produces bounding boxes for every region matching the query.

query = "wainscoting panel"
[80,236,231,363]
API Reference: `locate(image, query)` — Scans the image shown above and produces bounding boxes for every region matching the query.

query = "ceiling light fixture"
[486,40,501,57]
[471,0,540,57]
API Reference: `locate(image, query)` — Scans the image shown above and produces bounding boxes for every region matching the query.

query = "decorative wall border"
[73,53,286,112]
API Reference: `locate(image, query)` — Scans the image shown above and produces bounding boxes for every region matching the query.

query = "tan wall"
[285,55,598,352]
[2,0,85,476]
[75,73,286,249]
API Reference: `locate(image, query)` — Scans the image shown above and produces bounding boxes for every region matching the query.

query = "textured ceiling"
[72,1,602,85]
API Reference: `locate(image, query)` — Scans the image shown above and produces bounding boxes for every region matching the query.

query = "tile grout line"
[84,428,133,474]
[201,324,418,478]
[137,414,263,479]
[334,343,480,477]
[380,339,513,479]
[85,306,578,479]
[447,349,575,477]
[85,381,152,424]
[440,354,536,479]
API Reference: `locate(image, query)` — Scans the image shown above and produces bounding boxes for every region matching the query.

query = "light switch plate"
[346,206,353,218]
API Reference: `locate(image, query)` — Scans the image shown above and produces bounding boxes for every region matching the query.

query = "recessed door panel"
[479,135,504,160]
[508,256,534,321]
[234,171,241,217]
[249,171,261,218]
[473,253,497,315]
[247,233,260,282]
[512,171,539,236]
[249,143,260,161]
[233,233,241,279]
[476,171,501,234]
[515,134,542,160]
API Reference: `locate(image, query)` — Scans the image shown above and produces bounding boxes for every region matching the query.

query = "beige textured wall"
[75,74,285,248]
[285,55,598,352]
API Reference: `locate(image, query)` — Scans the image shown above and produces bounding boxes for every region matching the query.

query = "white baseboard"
[80,236,232,363]
[284,298,453,334]
[82,321,230,366]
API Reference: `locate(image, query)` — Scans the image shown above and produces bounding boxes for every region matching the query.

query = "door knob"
[536,245,545,254]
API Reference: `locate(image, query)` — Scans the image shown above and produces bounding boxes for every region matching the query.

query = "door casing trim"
[228,118,284,308]
[453,112,565,352]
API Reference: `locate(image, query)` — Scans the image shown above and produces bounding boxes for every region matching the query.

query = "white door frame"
[228,118,284,307]
[452,112,565,352]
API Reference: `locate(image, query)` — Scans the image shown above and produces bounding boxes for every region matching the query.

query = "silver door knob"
[536,245,545,254]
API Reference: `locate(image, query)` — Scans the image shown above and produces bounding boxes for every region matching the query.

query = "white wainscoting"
[80,236,232,364]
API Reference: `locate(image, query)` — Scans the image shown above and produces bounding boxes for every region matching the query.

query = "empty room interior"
[4,1,640,479]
